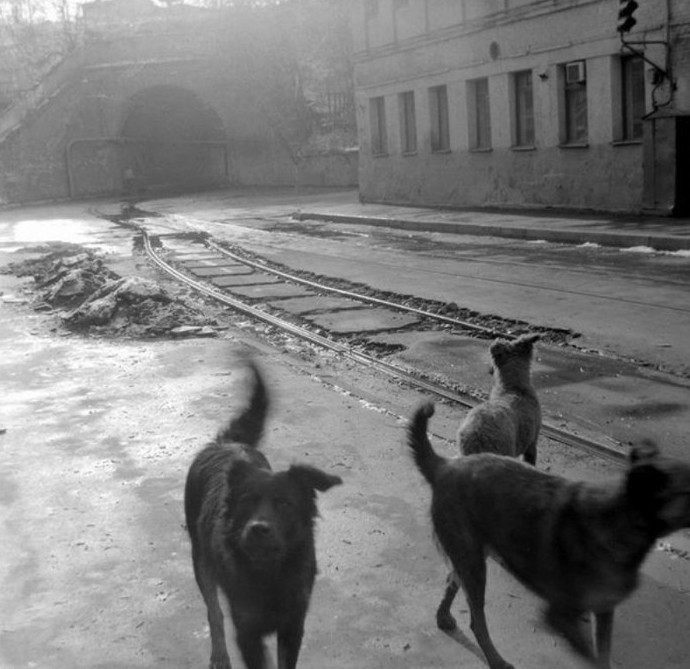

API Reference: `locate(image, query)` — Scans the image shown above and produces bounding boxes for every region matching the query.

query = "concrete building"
[352,0,690,215]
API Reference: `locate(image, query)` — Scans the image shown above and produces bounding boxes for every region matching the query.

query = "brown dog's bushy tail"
[217,357,269,448]
[407,402,445,485]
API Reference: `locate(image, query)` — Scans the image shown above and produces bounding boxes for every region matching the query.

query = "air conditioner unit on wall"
[565,61,586,84]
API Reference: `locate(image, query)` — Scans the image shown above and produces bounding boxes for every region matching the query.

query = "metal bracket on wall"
[619,37,674,112]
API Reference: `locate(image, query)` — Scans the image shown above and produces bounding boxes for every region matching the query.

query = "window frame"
[512,69,535,148]
[429,84,450,153]
[398,90,417,155]
[620,55,645,142]
[369,95,388,156]
[560,61,588,146]
[467,77,492,151]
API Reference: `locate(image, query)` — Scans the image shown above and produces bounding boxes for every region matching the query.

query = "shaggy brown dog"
[458,333,541,464]
[184,358,342,669]
[408,402,690,669]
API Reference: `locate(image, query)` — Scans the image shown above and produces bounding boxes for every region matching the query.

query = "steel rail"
[205,239,511,338]
[144,232,626,465]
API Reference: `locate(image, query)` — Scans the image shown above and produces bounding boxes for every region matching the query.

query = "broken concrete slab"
[301,307,421,334]
[170,325,217,338]
[4,245,218,338]
[209,274,281,287]
[170,253,227,261]
[182,260,249,270]
[272,294,367,314]
[185,266,253,277]
[222,282,317,299]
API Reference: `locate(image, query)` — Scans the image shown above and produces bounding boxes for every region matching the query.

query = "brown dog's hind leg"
[436,571,460,631]
[545,604,594,662]
[456,554,515,669]
[593,610,614,669]
[523,441,537,466]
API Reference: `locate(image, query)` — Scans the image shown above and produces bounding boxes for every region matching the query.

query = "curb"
[294,211,690,252]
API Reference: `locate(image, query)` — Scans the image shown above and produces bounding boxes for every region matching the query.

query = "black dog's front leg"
[277,624,304,669]
[593,610,614,669]
[191,553,231,669]
[236,629,268,669]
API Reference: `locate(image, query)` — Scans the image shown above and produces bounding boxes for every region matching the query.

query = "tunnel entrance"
[120,86,227,195]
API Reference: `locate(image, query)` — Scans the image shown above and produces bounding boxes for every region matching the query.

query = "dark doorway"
[120,86,227,195]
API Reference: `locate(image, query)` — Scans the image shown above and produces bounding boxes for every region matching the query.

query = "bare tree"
[0,0,80,108]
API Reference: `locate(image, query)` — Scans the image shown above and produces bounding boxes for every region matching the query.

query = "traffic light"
[617,0,639,34]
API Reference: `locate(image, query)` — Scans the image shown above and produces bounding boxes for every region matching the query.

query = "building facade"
[352,0,690,214]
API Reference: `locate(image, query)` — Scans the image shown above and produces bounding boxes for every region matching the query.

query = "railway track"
[139,227,626,465]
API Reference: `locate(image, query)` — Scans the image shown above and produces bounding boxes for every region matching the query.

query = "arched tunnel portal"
[120,86,228,194]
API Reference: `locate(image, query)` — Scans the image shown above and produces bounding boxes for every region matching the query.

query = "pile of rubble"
[3,245,219,338]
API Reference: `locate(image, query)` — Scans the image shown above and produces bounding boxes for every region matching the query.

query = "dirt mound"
[5,247,218,338]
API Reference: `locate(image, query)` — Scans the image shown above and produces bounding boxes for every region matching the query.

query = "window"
[467,78,491,150]
[621,55,645,140]
[512,70,535,147]
[398,91,417,154]
[562,61,588,144]
[429,85,450,152]
[369,96,387,155]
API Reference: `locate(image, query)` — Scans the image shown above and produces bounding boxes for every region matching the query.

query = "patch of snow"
[622,245,656,254]
[621,246,690,257]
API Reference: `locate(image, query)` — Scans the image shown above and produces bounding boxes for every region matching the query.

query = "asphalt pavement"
[2,195,690,669]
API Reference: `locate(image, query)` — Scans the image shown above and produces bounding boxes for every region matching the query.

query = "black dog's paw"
[436,609,457,632]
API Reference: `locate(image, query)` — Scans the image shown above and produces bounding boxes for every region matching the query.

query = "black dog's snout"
[248,521,273,538]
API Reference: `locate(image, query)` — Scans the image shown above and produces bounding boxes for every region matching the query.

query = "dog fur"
[458,333,541,465]
[407,402,690,669]
[439,333,542,631]
[184,358,342,669]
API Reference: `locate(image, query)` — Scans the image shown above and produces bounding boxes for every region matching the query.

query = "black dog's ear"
[520,333,541,346]
[630,439,660,464]
[288,464,342,493]
[626,462,669,508]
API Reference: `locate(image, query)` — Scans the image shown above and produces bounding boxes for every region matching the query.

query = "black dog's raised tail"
[217,358,269,448]
[407,402,445,485]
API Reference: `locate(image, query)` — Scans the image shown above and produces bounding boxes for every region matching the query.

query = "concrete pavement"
[94,186,690,252]
[292,190,690,252]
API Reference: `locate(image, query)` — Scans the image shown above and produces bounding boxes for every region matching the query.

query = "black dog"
[185,358,342,669]
[407,402,690,669]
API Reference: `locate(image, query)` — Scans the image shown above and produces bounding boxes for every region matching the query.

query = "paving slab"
[221,282,316,299]
[209,274,281,287]
[302,307,420,334]
[169,252,227,260]
[185,266,253,277]
[273,295,368,314]
[182,259,248,269]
